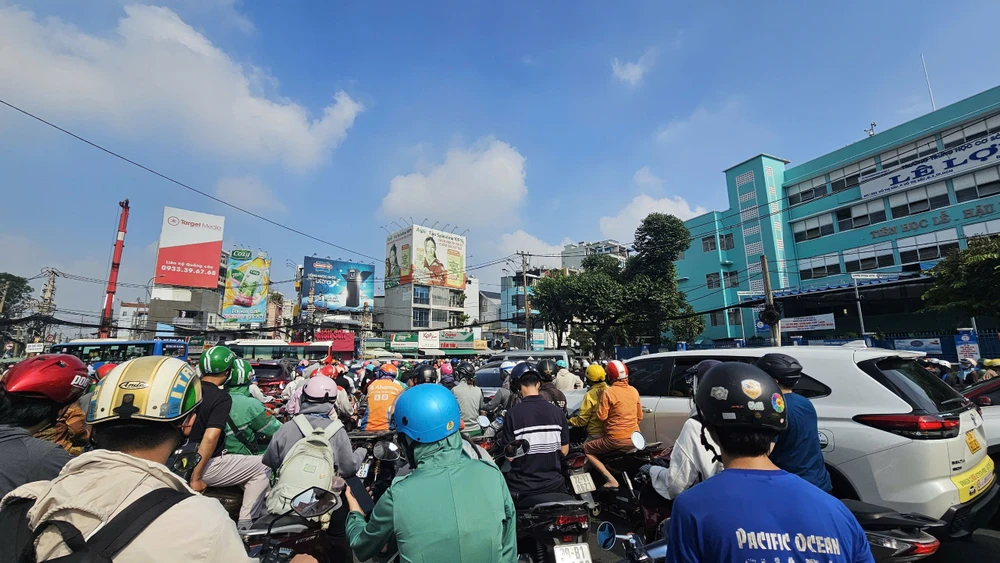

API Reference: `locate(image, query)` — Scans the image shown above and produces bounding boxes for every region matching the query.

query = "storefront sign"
[861,132,1000,200]
[389,333,417,350]
[418,331,440,349]
[439,330,474,349]
[894,338,943,354]
[474,339,488,350]
[25,343,45,354]
[779,313,836,333]
[869,201,997,239]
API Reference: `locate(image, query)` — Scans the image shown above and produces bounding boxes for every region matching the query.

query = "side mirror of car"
[976,396,992,407]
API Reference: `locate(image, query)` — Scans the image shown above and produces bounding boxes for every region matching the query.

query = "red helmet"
[1,354,90,403]
[95,363,118,380]
[606,360,628,383]
[316,364,336,378]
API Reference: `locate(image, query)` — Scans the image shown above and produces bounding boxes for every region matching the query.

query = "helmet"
[960,357,976,367]
[686,360,721,390]
[226,358,254,387]
[440,363,454,376]
[510,362,538,390]
[500,361,516,374]
[556,360,568,369]
[585,364,606,383]
[298,360,310,367]
[1,354,89,404]
[694,362,786,433]
[606,360,628,383]
[87,356,202,423]
[377,364,398,379]
[455,362,476,381]
[582,360,590,368]
[365,364,376,372]
[755,353,803,388]
[938,360,953,369]
[95,363,118,381]
[450,358,459,365]
[316,364,336,378]
[411,365,436,385]
[536,359,558,382]
[199,346,236,375]
[302,376,338,403]
[392,384,461,443]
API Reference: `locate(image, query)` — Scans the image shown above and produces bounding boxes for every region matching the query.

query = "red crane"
[99,199,130,338]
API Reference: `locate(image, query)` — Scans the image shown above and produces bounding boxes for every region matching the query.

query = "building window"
[412,308,429,328]
[964,219,1000,239]
[723,271,739,288]
[706,273,721,289]
[836,201,886,231]
[828,158,877,193]
[953,166,1000,203]
[843,242,895,273]
[702,236,717,252]
[897,229,960,269]
[727,308,742,326]
[709,311,725,327]
[792,214,834,242]
[432,309,449,323]
[889,182,949,218]
[880,137,935,170]
[798,253,841,281]
[510,293,525,309]
[413,285,430,305]
[719,233,735,250]
[787,176,829,205]
[942,113,1000,149]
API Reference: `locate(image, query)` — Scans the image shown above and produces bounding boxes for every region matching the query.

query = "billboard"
[384,225,466,289]
[155,207,225,288]
[222,250,270,323]
[301,258,374,313]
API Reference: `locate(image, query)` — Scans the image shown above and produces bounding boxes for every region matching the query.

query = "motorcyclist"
[190,345,271,531]
[553,359,583,391]
[0,356,283,562]
[666,362,874,563]
[360,364,403,432]
[77,362,116,412]
[498,363,570,506]
[568,364,609,441]
[452,361,486,436]
[222,358,281,456]
[343,384,516,562]
[640,360,723,503]
[409,364,436,386]
[535,359,568,413]
[484,360,518,413]
[586,360,641,489]
[755,353,832,493]
[0,354,89,496]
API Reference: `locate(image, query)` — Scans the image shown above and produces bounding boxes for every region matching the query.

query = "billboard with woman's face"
[385,225,466,289]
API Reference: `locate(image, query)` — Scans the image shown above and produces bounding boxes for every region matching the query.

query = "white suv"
[566,346,999,538]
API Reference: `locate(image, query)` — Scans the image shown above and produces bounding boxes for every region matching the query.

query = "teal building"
[677,85,1000,342]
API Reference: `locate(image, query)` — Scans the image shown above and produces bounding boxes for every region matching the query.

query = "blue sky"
[3,0,1000,315]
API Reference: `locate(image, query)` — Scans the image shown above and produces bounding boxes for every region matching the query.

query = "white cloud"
[632,166,663,191]
[381,137,527,228]
[216,176,287,213]
[656,99,744,144]
[612,48,656,86]
[493,230,570,269]
[135,0,255,34]
[0,5,363,172]
[599,194,706,242]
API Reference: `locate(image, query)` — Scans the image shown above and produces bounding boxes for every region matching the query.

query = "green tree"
[530,272,577,348]
[923,236,1000,316]
[0,273,33,320]
[667,303,706,344]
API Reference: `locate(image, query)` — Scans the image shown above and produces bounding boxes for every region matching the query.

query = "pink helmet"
[302,376,338,403]
[440,363,453,376]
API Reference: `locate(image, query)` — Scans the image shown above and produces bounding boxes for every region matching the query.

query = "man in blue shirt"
[667,361,874,563]
[756,353,833,493]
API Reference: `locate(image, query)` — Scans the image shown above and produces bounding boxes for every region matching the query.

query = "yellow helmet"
[984,359,1000,367]
[585,364,606,382]
[87,356,202,424]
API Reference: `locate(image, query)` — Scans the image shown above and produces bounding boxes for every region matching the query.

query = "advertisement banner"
[779,313,836,333]
[155,207,225,288]
[955,331,981,361]
[439,330,474,349]
[222,250,269,323]
[861,131,1000,200]
[301,257,375,312]
[893,338,943,355]
[474,339,488,351]
[314,330,355,352]
[389,333,417,350]
[384,227,413,289]
[418,331,440,349]
[385,225,467,290]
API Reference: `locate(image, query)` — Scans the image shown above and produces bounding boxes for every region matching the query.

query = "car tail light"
[853,414,961,439]
[907,538,940,556]
[554,515,588,527]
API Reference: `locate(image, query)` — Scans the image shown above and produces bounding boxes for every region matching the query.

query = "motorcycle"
[241,486,341,562]
[586,432,663,530]
[350,430,398,500]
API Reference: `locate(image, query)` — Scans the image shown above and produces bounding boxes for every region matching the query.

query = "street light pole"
[853,277,866,335]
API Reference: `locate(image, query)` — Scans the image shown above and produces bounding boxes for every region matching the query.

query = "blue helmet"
[392,383,461,443]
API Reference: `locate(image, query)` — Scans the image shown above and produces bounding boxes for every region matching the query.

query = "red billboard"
[155,207,225,288]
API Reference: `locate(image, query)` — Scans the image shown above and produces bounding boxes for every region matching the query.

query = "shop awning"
[442,349,478,356]
[420,349,445,357]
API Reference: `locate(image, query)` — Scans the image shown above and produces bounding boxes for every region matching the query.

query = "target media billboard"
[155,207,225,288]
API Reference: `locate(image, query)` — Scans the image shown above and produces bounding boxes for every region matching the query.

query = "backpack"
[266,415,342,515]
[0,488,190,563]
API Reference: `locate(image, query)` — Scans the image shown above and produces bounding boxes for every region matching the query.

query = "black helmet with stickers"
[694,362,787,433]
[535,359,558,383]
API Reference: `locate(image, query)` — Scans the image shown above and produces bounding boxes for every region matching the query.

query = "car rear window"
[252,364,285,381]
[862,357,967,414]
[475,369,502,388]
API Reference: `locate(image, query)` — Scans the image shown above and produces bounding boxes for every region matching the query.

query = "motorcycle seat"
[242,513,315,537]
[204,486,244,498]
[840,499,937,530]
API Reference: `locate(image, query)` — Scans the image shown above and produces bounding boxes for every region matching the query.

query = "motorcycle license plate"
[357,460,371,478]
[554,543,592,563]
[570,473,596,494]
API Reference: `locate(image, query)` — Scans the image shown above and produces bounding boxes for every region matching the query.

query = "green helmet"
[200,346,236,375]
[226,358,254,387]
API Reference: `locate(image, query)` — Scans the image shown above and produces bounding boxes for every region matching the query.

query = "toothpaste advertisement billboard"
[154,207,225,288]
[222,250,269,323]
[300,257,375,313]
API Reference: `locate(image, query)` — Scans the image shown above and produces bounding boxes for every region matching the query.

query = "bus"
[225,339,330,361]
[50,339,189,363]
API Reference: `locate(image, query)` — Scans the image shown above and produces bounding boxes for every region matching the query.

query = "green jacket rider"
[223,358,280,455]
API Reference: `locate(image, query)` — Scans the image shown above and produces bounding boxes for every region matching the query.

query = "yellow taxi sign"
[951,455,995,504]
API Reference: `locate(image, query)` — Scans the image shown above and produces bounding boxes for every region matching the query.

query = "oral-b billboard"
[300,257,374,313]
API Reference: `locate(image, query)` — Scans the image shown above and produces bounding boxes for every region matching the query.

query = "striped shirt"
[499,395,569,496]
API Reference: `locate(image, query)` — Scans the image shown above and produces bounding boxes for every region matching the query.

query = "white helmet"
[500,361,516,374]
[87,356,201,424]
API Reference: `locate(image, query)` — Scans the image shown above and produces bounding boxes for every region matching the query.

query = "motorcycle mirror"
[373,441,400,462]
[168,451,201,480]
[289,483,343,519]
[477,415,491,428]
[504,439,530,459]
[597,521,617,550]
[631,431,646,450]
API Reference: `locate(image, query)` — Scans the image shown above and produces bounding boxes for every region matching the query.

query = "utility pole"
[0,281,9,317]
[361,303,373,359]
[852,277,866,336]
[519,251,532,351]
[761,255,780,347]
